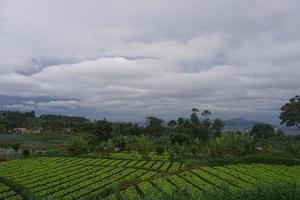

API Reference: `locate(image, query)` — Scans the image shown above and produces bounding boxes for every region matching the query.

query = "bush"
[22,149,30,157]
[155,145,165,155]
[136,135,152,160]
[112,135,127,151]
[44,149,64,156]
[12,143,21,152]
[250,123,275,140]
[170,133,191,145]
[97,139,114,157]
[286,143,300,155]
[207,134,255,157]
[67,137,89,156]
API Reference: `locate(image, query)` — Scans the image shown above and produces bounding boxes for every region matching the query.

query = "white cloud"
[0,0,300,122]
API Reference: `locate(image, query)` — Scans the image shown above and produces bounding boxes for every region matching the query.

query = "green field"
[0,157,299,200]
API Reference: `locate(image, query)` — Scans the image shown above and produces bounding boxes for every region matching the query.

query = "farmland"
[0,156,299,200]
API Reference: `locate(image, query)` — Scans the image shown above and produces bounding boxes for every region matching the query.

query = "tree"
[22,149,30,157]
[212,119,225,137]
[12,143,21,152]
[201,110,211,118]
[155,145,165,155]
[137,135,152,160]
[98,139,115,157]
[199,109,212,141]
[250,123,275,140]
[190,108,200,126]
[190,108,200,138]
[94,119,113,141]
[170,132,191,145]
[167,120,177,128]
[112,135,127,151]
[67,137,89,155]
[280,95,300,129]
[146,116,164,136]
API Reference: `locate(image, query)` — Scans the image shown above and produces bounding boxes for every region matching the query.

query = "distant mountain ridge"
[224,117,262,132]
[224,117,299,135]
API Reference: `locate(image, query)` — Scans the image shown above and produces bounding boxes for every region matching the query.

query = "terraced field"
[0,157,299,200]
[0,183,22,200]
[0,157,185,199]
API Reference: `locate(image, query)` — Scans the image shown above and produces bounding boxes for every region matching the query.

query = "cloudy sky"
[0,0,300,123]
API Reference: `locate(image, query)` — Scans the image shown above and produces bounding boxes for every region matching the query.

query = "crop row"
[103,164,300,199]
[0,183,22,200]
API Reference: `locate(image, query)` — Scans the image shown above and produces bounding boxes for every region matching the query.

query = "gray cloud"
[0,0,300,123]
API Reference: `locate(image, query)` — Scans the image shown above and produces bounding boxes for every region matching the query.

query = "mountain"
[224,117,261,132]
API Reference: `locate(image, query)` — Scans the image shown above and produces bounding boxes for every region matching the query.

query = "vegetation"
[280,95,300,129]
[0,157,299,200]
[109,182,300,200]
[0,95,299,199]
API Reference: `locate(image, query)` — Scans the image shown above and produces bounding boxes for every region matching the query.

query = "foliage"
[211,119,225,137]
[22,149,30,157]
[136,135,152,160]
[250,123,275,140]
[112,135,127,151]
[167,120,177,128]
[196,182,300,200]
[94,119,113,141]
[97,139,115,156]
[102,171,299,200]
[280,95,300,129]
[146,116,164,136]
[155,145,165,155]
[207,134,255,157]
[0,110,35,130]
[170,133,191,145]
[67,137,89,155]
[40,114,92,132]
[12,143,21,152]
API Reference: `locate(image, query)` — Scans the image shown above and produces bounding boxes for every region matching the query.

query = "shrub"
[170,133,191,145]
[286,143,300,155]
[250,123,275,140]
[97,139,115,157]
[22,149,30,157]
[112,135,127,151]
[207,137,225,157]
[67,137,89,156]
[136,135,152,160]
[207,134,255,157]
[12,143,21,152]
[155,145,165,155]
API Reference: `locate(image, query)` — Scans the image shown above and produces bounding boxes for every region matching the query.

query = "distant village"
[12,127,73,134]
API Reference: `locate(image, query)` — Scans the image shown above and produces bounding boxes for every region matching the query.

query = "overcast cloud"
[0,0,300,123]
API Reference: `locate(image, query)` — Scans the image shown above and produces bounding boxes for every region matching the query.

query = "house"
[13,127,43,134]
[63,128,73,133]
[13,128,27,134]
[30,127,43,134]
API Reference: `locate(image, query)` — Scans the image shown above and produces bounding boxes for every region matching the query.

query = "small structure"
[13,127,43,134]
[13,128,27,134]
[30,127,43,134]
[63,128,73,133]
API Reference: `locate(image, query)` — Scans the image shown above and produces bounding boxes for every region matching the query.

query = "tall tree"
[167,120,177,128]
[212,119,225,137]
[280,95,300,129]
[94,118,113,141]
[190,108,200,126]
[146,116,164,136]
[190,108,200,138]
[250,123,275,140]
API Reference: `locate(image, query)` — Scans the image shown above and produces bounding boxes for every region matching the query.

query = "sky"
[0,0,300,123]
